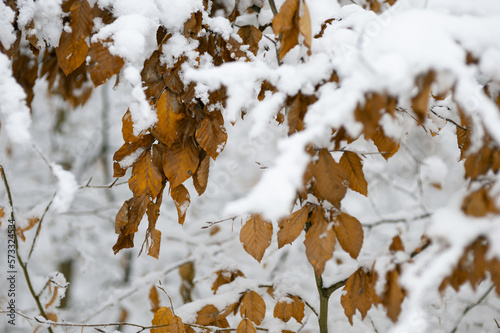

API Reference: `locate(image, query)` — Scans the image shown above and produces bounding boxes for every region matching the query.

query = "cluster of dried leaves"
[3,0,500,331]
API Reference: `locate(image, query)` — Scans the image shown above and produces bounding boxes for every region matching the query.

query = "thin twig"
[450,285,495,333]
[202,216,239,229]
[268,0,278,16]
[79,178,124,189]
[430,107,466,131]
[28,193,56,261]
[362,213,432,230]
[0,166,54,333]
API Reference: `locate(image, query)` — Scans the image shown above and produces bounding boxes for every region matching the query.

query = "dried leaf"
[239,291,266,325]
[195,111,227,159]
[334,212,364,259]
[169,316,185,333]
[372,127,399,160]
[148,228,162,259]
[16,217,40,242]
[88,41,125,87]
[381,268,405,322]
[45,286,59,309]
[196,304,219,326]
[277,205,309,248]
[149,286,160,313]
[237,318,256,333]
[170,184,190,225]
[298,0,312,52]
[272,0,300,60]
[311,149,349,208]
[411,71,435,124]
[287,93,316,134]
[389,235,405,252]
[462,187,499,217]
[154,90,185,147]
[240,214,273,262]
[339,151,368,196]
[273,296,303,323]
[341,268,377,325]
[238,25,263,55]
[56,0,93,75]
[129,150,163,198]
[304,207,336,275]
[193,151,210,195]
[151,307,174,333]
[212,269,245,293]
[163,140,200,188]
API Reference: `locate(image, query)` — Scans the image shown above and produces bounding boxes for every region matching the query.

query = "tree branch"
[450,285,495,333]
[0,165,54,333]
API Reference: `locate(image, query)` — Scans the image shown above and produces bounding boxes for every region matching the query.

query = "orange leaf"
[147,228,162,259]
[195,111,227,159]
[372,127,399,160]
[151,307,174,333]
[238,25,263,55]
[171,184,190,225]
[339,152,368,196]
[129,150,163,198]
[153,90,185,147]
[334,212,364,259]
[169,316,185,333]
[341,268,377,325]
[237,318,256,333]
[88,41,125,87]
[304,207,336,275]
[411,71,435,124]
[149,286,160,313]
[389,235,405,252]
[163,140,199,188]
[462,187,499,217]
[196,304,220,326]
[16,217,40,242]
[311,149,349,208]
[240,214,273,262]
[277,205,309,248]
[212,269,245,294]
[380,269,405,322]
[113,133,155,177]
[298,0,312,52]
[56,0,93,75]
[239,291,266,325]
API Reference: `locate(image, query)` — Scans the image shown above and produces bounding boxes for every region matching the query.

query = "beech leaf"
[240,214,273,262]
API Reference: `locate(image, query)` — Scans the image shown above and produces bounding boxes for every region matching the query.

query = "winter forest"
[1,0,500,332]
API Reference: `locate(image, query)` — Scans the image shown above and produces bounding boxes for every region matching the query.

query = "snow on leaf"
[334,212,364,259]
[171,184,190,225]
[212,269,245,294]
[304,207,336,275]
[277,205,309,248]
[240,214,273,263]
[339,151,368,196]
[273,296,304,323]
[196,304,219,326]
[87,40,124,87]
[239,290,265,325]
[371,127,399,160]
[411,71,435,125]
[237,25,262,56]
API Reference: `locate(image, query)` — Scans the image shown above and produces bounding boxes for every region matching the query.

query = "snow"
[0,2,16,50]
[17,0,63,48]
[51,163,78,213]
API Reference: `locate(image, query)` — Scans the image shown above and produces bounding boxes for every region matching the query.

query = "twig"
[430,107,466,131]
[79,178,123,189]
[268,0,278,16]
[0,165,54,333]
[28,193,56,261]
[494,318,500,328]
[362,213,431,230]
[202,216,239,229]
[450,285,495,333]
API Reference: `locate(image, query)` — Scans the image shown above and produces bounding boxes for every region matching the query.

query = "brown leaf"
[45,286,59,309]
[287,93,317,135]
[237,318,256,333]
[291,296,305,323]
[151,307,174,333]
[355,93,387,140]
[169,316,185,333]
[339,151,368,196]
[163,140,200,188]
[341,268,377,325]
[212,269,245,294]
[56,0,93,75]
[149,286,160,313]
[196,304,220,326]
[334,212,364,259]
[184,11,202,38]
[381,268,405,322]
[147,228,162,259]
[195,111,227,159]
[129,150,163,198]
[16,217,40,242]
[304,207,336,275]
[311,149,349,208]
[277,205,309,248]
[240,214,273,262]
[193,151,210,195]
[411,71,435,124]
[238,25,263,55]
[88,41,125,87]
[113,195,149,254]
[272,0,300,60]
[488,258,500,295]
[179,262,195,283]
[239,291,266,325]
[372,127,399,160]
[122,109,136,143]
[298,0,312,52]
[456,108,471,161]
[389,235,405,252]
[171,184,190,225]
[153,89,185,147]
[274,299,293,322]
[462,187,499,217]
